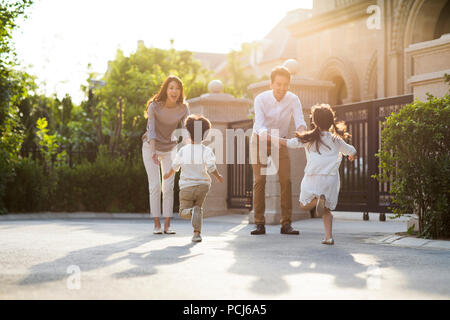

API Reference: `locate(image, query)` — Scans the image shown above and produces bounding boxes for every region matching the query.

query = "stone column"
[247,59,335,225]
[187,80,252,217]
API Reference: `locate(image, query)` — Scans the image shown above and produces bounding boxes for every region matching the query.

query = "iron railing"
[227,119,253,210]
[334,94,414,220]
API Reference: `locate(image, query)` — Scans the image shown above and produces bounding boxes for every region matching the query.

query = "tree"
[89,45,212,159]
[220,42,263,99]
[0,0,33,213]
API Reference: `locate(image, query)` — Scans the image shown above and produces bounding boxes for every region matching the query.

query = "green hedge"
[5,152,153,213]
[4,157,50,212]
[376,93,450,239]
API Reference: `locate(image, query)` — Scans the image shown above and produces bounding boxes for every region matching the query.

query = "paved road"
[0,214,449,299]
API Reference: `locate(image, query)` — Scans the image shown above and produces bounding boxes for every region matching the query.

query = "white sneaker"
[192,233,202,242]
[321,238,334,245]
[153,227,162,234]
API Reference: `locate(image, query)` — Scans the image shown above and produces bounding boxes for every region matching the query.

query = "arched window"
[434,0,450,39]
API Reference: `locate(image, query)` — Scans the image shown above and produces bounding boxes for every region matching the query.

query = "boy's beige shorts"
[178,184,210,219]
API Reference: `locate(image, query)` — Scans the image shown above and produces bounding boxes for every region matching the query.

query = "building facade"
[249,0,450,103]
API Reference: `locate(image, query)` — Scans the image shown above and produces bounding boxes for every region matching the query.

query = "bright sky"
[12,0,312,104]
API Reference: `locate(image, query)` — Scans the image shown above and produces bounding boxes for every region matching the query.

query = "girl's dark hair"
[145,75,185,118]
[295,104,350,154]
[185,114,211,143]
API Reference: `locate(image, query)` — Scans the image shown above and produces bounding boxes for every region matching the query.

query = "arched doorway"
[329,75,348,106]
[317,57,360,105]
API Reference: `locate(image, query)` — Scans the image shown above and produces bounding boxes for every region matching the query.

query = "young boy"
[163,114,223,242]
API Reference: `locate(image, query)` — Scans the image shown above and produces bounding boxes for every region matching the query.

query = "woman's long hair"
[144,75,185,118]
[295,104,350,154]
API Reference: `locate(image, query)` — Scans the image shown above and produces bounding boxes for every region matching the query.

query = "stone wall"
[405,33,450,101]
[187,84,252,217]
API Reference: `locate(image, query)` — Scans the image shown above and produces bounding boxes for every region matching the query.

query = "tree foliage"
[0,0,33,213]
[221,42,262,99]
[86,45,212,157]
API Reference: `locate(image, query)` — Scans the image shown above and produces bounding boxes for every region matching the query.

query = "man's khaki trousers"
[250,134,292,226]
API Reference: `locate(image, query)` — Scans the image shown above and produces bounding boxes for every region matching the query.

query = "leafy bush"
[376,94,450,239]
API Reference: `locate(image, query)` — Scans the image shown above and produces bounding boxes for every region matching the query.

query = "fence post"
[367,100,378,212]
[68,144,73,168]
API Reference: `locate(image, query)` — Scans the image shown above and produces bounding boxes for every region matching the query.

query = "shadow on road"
[223,234,370,296]
[18,228,199,287]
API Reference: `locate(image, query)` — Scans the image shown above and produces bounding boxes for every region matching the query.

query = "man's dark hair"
[270,66,291,83]
[185,114,211,143]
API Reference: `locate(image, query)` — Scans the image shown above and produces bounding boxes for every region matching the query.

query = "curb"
[0,212,158,220]
[365,234,450,250]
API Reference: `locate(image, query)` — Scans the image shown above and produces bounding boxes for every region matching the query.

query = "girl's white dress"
[286,131,356,210]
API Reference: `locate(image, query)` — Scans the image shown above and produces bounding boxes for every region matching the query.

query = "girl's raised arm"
[335,137,356,156]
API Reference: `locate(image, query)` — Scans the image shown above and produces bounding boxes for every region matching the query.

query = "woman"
[142,75,189,234]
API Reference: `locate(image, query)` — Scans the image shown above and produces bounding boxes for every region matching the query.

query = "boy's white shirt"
[286,131,356,176]
[172,143,217,189]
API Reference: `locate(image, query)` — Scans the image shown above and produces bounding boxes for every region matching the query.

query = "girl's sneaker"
[321,238,334,245]
[153,227,163,234]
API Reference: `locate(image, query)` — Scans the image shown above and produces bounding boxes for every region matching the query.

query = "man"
[251,66,306,235]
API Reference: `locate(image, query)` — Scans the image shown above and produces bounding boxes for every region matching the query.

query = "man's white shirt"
[253,90,306,138]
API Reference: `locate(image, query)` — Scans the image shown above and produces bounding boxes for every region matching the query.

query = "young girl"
[269,104,356,245]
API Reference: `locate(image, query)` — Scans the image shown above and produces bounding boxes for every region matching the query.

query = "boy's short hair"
[270,66,291,83]
[184,114,211,143]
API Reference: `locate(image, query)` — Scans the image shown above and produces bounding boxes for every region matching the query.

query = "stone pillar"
[247,59,335,224]
[405,34,450,101]
[187,80,252,217]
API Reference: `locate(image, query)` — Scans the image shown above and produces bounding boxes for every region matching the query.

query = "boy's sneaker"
[191,206,202,232]
[192,233,202,242]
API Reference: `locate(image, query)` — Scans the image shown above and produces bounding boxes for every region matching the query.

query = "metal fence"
[226,95,414,220]
[20,144,142,167]
[227,120,254,210]
[334,94,414,220]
